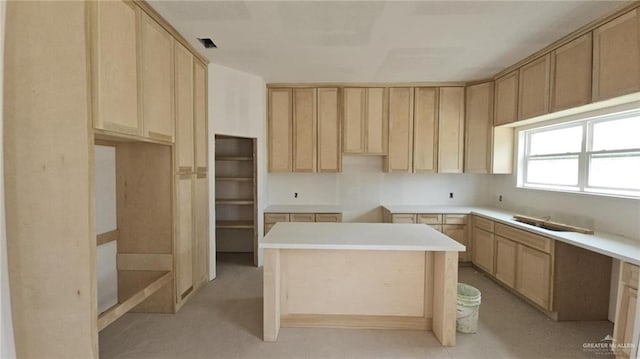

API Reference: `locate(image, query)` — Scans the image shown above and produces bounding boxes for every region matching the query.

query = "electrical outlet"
[294,192,298,199]
[449,192,454,199]
[499,194,503,202]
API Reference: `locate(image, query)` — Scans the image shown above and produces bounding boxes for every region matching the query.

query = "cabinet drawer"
[444,214,467,225]
[429,224,443,232]
[417,214,442,225]
[622,262,639,289]
[391,214,416,224]
[474,216,494,232]
[290,213,315,222]
[264,213,290,224]
[264,223,275,235]
[495,223,552,253]
[315,213,342,223]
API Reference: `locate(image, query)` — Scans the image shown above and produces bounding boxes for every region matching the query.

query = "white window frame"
[518,109,640,199]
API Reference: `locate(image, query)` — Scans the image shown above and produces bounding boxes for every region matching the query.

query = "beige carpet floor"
[99,253,613,358]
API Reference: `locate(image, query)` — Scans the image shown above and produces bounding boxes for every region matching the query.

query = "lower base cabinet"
[443,224,469,262]
[264,212,343,235]
[613,262,638,358]
[471,215,611,320]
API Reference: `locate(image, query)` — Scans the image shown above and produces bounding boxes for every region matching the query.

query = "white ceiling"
[149,1,626,83]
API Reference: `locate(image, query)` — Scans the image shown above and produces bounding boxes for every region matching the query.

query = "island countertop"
[259,222,466,252]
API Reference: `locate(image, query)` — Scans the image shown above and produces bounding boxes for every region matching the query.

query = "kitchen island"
[259,222,465,346]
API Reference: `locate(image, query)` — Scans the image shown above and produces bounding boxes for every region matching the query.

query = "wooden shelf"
[215,199,254,205]
[215,177,253,182]
[215,156,253,161]
[97,271,172,331]
[216,220,255,229]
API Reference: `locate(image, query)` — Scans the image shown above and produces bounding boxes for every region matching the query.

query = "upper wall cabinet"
[385,88,414,172]
[292,88,317,172]
[518,54,551,120]
[343,88,387,155]
[268,88,293,172]
[140,12,174,142]
[549,33,593,112]
[317,88,342,172]
[90,0,140,136]
[494,71,519,126]
[465,82,493,174]
[174,42,194,172]
[438,87,465,173]
[593,9,640,101]
[413,88,438,173]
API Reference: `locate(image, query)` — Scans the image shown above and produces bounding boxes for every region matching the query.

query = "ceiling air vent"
[198,38,217,49]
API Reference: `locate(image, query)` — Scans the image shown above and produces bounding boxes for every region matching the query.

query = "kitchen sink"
[513,214,593,234]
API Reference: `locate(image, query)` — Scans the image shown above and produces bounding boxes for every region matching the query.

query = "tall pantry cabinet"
[4,1,209,357]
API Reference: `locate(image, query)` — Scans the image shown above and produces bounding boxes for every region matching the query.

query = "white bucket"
[456,283,481,334]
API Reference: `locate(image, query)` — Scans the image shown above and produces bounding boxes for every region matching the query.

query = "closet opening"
[214,135,258,268]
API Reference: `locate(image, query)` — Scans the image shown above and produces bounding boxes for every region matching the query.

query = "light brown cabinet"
[140,12,174,142]
[444,224,468,262]
[176,174,194,299]
[437,87,465,173]
[464,82,493,174]
[494,71,519,126]
[550,33,593,112]
[194,61,208,171]
[90,0,141,136]
[385,87,414,172]
[613,262,638,359]
[518,54,551,120]
[174,42,194,172]
[293,89,317,172]
[517,245,551,310]
[593,9,640,101]
[413,88,438,173]
[495,236,517,288]
[268,89,293,172]
[264,212,343,235]
[343,87,387,155]
[317,88,342,172]
[268,87,341,173]
[472,226,495,274]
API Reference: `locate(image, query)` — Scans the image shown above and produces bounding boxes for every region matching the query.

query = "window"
[519,110,640,198]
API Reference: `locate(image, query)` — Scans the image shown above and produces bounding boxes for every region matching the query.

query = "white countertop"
[260,222,466,252]
[265,205,342,213]
[383,205,640,266]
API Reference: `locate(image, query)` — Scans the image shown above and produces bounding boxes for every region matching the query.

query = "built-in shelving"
[214,135,258,265]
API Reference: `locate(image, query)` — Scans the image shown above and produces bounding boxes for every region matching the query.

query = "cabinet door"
[517,245,551,310]
[494,71,519,126]
[193,173,209,288]
[366,88,388,155]
[444,224,468,262]
[437,87,465,173]
[91,0,140,135]
[413,88,438,173]
[593,9,640,101]
[268,88,293,172]
[495,236,517,288]
[550,33,592,112]
[293,88,317,172]
[317,88,341,172]
[194,61,208,171]
[176,174,194,300]
[342,88,365,154]
[315,213,342,222]
[472,227,494,274]
[140,12,173,142]
[518,54,551,120]
[464,82,493,174]
[174,42,194,172]
[385,87,414,172]
[614,286,637,357]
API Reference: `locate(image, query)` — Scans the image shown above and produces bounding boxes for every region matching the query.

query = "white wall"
[0,1,16,356]
[94,146,118,314]
[268,156,494,222]
[209,63,267,272]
